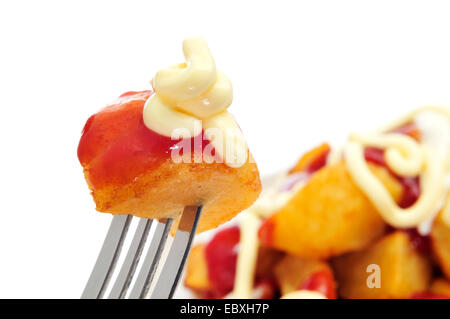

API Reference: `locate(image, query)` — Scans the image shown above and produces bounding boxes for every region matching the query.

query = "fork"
[81,205,203,299]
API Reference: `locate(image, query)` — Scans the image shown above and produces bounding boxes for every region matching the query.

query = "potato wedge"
[332,231,432,299]
[430,196,450,280]
[274,254,335,297]
[289,143,330,174]
[184,244,211,292]
[430,278,450,296]
[259,161,402,259]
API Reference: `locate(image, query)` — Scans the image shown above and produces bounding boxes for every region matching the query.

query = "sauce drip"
[204,226,240,298]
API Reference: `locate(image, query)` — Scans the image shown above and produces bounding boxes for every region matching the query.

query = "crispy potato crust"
[84,158,261,233]
[431,196,450,281]
[185,244,212,292]
[274,254,333,295]
[259,161,402,259]
[430,278,450,296]
[332,231,432,299]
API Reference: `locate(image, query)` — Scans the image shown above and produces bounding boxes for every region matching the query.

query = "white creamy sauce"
[142,38,248,167]
[415,110,450,232]
[233,213,261,299]
[281,290,327,299]
[415,110,450,161]
[345,107,449,229]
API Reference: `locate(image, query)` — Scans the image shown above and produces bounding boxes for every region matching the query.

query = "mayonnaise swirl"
[143,38,248,167]
[345,107,450,229]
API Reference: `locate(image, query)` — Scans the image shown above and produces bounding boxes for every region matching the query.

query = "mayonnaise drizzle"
[143,38,248,167]
[232,213,261,299]
[345,107,450,229]
[281,290,327,299]
[232,173,308,298]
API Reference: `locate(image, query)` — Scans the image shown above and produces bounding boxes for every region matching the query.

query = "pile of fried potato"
[185,144,450,299]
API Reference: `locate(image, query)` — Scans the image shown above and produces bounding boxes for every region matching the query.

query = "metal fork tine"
[128,218,174,299]
[108,218,153,299]
[150,206,203,299]
[81,214,132,299]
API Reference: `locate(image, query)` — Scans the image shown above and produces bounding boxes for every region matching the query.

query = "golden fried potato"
[184,244,211,292]
[78,92,261,234]
[289,143,330,174]
[259,161,403,259]
[332,231,432,299]
[274,254,334,296]
[430,278,450,296]
[430,196,450,281]
[92,160,261,234]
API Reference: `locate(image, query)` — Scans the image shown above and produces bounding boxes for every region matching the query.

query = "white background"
[1,0,450,298]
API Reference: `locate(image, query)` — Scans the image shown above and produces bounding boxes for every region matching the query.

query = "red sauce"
[258,218,275,247]
[77,91,214,188]
[411,292,450,299]
[299,269,337,299]
[364,147,386,167]
[391,121,421,141]
[364,123,431,253]
[305,148,330,174]
[365,147,429,252]
[204,226,281,299]
[405,228,431,255]
[398,176,421,209]
[364,124,422,210]
[289,143,330,175]
[365,147,421,208]
[205,226,240,298]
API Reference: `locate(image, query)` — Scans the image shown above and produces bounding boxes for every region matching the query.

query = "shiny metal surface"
[82,206,202,299]
[81,214,132,299]
[108,218,153,298]
[128,219,173,299]
[150,206,202,299]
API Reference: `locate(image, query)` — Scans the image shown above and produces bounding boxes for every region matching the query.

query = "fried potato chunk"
[289,143,330,174]
[430,196,450,280]
[78,91,261,233]
[93,160,261,234]
[430,278,450,296]
[274,254,335,296]
[259,161,402,259]
[184,244,211,293]
[332,231,432,299]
